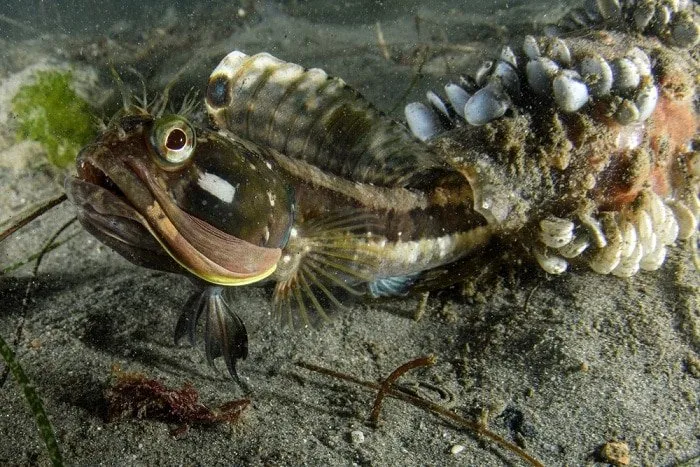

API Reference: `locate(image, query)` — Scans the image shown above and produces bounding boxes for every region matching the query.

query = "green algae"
[11,70,96,169]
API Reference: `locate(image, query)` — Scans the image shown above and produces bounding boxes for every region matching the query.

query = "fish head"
[66,107,295,286]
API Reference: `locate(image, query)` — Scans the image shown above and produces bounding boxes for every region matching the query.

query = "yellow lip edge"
[138,202,278,286]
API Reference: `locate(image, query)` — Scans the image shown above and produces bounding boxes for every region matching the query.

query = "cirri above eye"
[149,115,196,167]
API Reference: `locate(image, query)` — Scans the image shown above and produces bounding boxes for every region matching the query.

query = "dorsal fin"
[205,51,453,189]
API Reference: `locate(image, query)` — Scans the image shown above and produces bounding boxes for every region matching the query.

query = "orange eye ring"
[150,115,196,167]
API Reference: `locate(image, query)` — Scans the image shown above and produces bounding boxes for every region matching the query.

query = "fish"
[66,0,698,382]
[66,56,491,381]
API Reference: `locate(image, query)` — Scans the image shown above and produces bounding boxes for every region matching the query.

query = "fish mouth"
[67,142,281,286]
[67,143,183,272]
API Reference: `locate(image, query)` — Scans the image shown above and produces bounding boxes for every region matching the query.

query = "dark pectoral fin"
[175,287,248,384]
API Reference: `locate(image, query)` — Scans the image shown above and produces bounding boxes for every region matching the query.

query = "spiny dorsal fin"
[205,51,452,189]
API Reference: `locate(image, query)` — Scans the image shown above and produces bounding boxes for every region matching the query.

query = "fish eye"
[150,115,196,167]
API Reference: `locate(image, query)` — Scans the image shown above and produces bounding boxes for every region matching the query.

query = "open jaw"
[67,144,282,286]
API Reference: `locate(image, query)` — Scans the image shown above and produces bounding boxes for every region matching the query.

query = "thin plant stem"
[296,360,544,467]
[0,193,67,243]
[0,332,64,466]
[0,217,77,388]
[369,355,435,426]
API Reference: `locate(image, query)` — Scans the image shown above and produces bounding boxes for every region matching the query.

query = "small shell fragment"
[615,99,641,125]
[500,46,517,68]
[426,91,451,119]
[475,60,495,87]
[635,80,658,121]
[548,38,572,67]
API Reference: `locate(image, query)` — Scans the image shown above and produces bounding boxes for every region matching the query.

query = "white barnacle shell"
[618,220,638,259]
[522,35,540,60]
[444,83,470,119]
[405,102,441,141]
[539,216,575,248]
[578,54,613,97]
[635,79,658,121]
[614,98,641,125]
[533,244,569,275]
[667,200,698,240]
[611,58,641,92]
[500,46,517,68]
[579,213,607,248]
[625,47,652,77]
[635,209,657,257]
[640,245,667,271]
[595,0,622,20]
[475,60,495,87]
[657,205,679,246]
[588,214,623,274]
[426,90,450,119]
[548,38,572,67]
[612,242,643,277]
[464,82,509,126]
[559,234,591,258]
[526,57,559,95]
[553,70,589,112]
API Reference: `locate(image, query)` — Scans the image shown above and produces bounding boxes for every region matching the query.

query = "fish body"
[67,62,489,378]
[67,0,699,379]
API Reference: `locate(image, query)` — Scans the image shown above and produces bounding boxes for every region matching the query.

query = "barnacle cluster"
[405,0,699,276]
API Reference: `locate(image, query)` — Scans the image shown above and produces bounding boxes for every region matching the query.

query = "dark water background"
[1,0,560,39]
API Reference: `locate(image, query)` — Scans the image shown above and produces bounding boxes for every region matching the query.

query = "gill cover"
[139,115,295,285]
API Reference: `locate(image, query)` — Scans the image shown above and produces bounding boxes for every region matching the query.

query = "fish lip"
[68,143,145,226]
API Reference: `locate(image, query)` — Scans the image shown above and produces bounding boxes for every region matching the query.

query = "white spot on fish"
[198,172,236,203]
[267,191,276,207]
[265,161,273,170]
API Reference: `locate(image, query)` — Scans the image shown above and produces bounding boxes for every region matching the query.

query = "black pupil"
[166,128,187,151]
